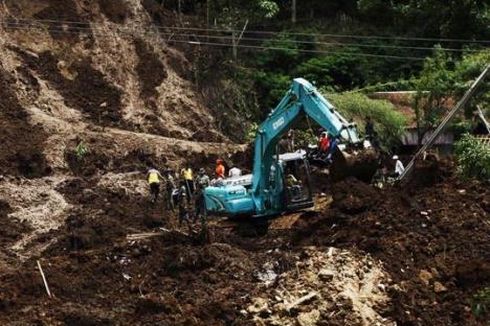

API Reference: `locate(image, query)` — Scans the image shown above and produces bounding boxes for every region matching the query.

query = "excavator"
[204,78,377,218]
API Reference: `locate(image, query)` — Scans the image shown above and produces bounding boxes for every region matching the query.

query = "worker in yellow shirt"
[180,165,194,202]
[146,167,163,203]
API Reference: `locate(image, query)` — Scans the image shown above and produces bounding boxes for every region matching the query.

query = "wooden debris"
[286,291,318,312]
[37,260,52,298]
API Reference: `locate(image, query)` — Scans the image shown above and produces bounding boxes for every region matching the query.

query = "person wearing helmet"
[393,155,405,178]
[215,159,225,179]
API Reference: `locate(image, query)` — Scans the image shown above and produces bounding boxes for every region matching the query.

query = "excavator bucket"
[329,146,379,182]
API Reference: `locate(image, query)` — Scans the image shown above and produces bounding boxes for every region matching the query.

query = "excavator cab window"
[282,158,313,211]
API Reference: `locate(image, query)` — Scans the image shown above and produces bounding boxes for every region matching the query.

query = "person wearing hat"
[393,155,405,178]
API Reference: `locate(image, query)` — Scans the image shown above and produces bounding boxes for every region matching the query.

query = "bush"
[325,92,407,149]
[454,134,490,180]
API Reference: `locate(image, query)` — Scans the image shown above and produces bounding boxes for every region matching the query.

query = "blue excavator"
[204,78,376,218]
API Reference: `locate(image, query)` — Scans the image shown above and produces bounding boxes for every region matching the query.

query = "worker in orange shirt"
[215,159,225,179]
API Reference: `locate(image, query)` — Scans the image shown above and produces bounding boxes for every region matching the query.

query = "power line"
[1,22,428,61]
[3,20,485,55]
[6,17,490,44]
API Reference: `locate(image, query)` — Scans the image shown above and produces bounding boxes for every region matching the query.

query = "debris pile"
[246,247,392,326]
[294,173,490,325]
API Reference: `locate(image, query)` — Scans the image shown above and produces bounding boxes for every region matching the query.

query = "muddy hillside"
[0,1,489,326]
[0,0,248,319]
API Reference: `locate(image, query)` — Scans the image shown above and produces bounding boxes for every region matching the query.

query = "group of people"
[145,159,243,226]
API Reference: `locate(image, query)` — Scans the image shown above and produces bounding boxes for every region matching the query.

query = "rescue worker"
[393,155,405,178]
[215,159,225,179]
[319,132,330,153]
[180,165,194,202]
[326,135,339,163]
[177,180,191,227]
[365,116,374,140]
[146,167,163,203]
[286,129,295,152]
[228,165,242,178]
[194,168,210,221]
[164,169,176,210]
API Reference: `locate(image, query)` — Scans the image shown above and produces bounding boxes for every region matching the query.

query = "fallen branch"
[37,260,52,298]
[126,228,189,241]
[286,291,318,312]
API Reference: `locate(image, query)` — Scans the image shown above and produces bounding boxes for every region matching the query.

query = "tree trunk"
[292,0,297,24]
[232,31,238,61]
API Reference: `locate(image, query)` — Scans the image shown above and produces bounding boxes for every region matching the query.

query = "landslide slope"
[0,0,244,265]
[0,0,233,178]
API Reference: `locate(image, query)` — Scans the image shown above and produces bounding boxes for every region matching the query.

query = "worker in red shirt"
[215,159,225,179]
[319,132,330,153]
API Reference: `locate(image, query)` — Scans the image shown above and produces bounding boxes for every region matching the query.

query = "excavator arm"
[251,78,363,214]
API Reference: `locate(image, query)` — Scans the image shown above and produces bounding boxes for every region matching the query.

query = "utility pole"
[232,19,248,61]
[399,65,490,182]
[292,0,297,24]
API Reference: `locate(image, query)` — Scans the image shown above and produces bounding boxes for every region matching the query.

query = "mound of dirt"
[332,177,380,214]
[294,173,490,325]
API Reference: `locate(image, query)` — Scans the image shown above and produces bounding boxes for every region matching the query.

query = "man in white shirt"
[228,165,242,178]
[393,155,405,178]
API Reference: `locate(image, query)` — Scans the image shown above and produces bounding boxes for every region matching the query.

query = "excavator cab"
[277,150,314,212]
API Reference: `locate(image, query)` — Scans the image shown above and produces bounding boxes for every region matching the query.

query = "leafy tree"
[413,48,456,145]
[455,134,490,180]
[413,48,489,145]
[326,92,407,149]
[294,50,367,91]
[208,0,279,59]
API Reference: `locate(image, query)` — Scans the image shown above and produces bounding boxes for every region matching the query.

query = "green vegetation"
[326,93,407,149]
[157,1,489,143]
[472,287,490,318]
[75,141,88,161]
[454,134,490,180]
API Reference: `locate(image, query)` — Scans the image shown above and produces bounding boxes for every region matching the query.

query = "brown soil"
[98,0,131,23]
[0,68,51,178]
[19,51,125,129]
[33,0,91,42]
[293,167,490,325]
[0,200,32,248]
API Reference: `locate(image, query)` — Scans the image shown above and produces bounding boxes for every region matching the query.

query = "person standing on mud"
[177,180,191,228]
[180,166,194,202]
[146,167,163,203]
[392,155,405,178]
[194,168,210,220]
[164,169,176,210]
